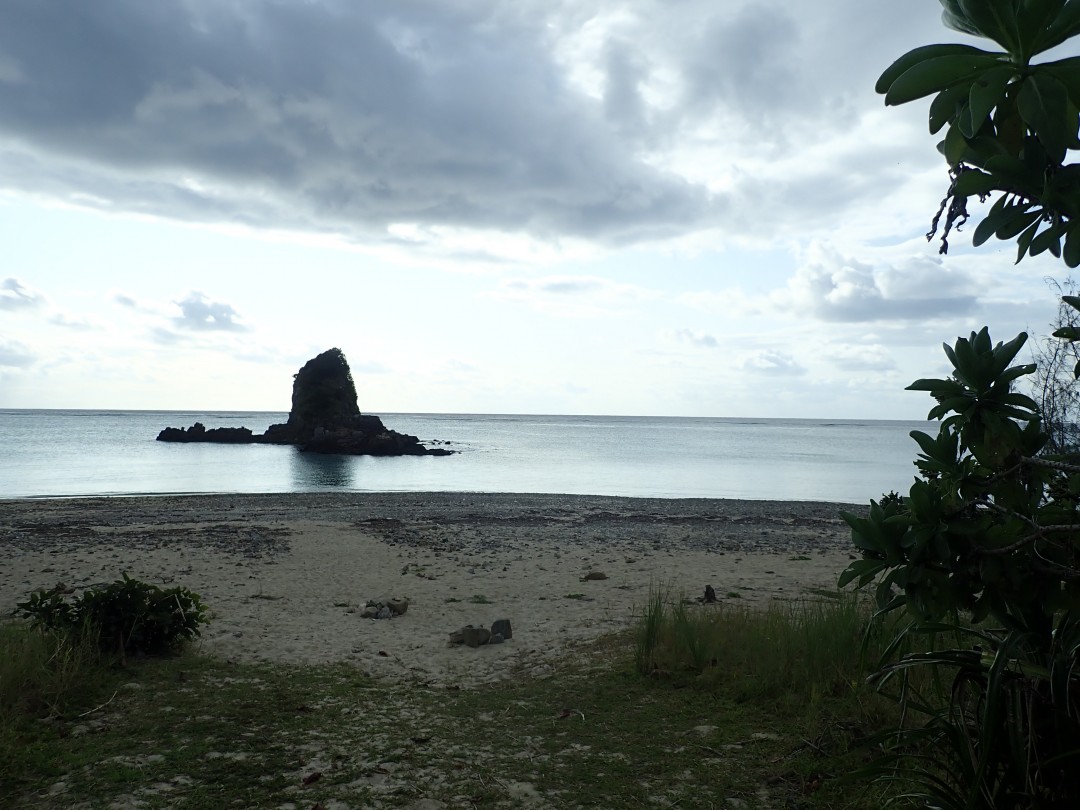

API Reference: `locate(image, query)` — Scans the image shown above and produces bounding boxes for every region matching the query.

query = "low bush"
[16,573,208,657]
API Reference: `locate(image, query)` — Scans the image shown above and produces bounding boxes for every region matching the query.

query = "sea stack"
[157,348,451,456]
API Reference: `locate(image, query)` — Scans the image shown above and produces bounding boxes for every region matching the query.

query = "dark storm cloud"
[173,292,247,332]
[0,0,715,244]
[0,1,960,249]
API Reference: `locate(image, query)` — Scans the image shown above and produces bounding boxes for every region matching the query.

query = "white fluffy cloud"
[671,328,719,348]
[173,292,247,332]
[740,349,805,376]
[784,244,978,322]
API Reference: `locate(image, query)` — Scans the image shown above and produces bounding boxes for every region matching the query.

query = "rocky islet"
[157,348,451,456]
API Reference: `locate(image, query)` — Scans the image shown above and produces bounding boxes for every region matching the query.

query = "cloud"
[740,349,806,376]
[677,288,762,318]
[505,277,606,295]
[671,328,719,348]
[784,243,978,322]
[494,274,658,316]
[0,0,716,248]
[0,336,35,367]
[0,277,42,310]
[0,1,950,253]
[827,342,897,372]
[151,327,182,345]
[173,291,247,332]
[48,312,98,331]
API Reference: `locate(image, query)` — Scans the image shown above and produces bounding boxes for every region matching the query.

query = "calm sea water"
[0,410,935,503]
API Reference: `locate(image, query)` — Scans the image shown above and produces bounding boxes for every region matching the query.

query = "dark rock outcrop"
[156,423,255,444]
[262,348,362,445]
[157,348,452,457]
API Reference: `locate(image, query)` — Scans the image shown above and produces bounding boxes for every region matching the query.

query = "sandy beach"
[0,493,861,685]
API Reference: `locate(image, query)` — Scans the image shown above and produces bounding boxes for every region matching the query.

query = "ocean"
[0,410,935,503]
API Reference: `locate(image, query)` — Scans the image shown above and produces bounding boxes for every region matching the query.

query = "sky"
[1,0,1077,419]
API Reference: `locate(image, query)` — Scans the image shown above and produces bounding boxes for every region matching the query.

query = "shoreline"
[1,492,862,686]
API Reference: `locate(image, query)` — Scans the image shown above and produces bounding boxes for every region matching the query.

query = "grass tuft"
[634,586,886,704]
[0,619,105,720]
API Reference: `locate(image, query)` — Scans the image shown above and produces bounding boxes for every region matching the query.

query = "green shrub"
[852,2,1080,798]
[840,329,1080,808]
[16,574,208,657]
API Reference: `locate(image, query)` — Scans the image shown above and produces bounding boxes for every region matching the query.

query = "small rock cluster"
[449,618,512,648]
[360,596,410,619]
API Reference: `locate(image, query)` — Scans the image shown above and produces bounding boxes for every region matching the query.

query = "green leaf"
[1016,217,1042,261]
[1001,391,1039,410]
[996,207,1043,239]
[995,359,1036,383]
[953,333,981,382]
[910,430,942,457]
[876,43,1001,94]
[1018,0,1068,56]
[929,84,974,133]
[940,1,985,37]
[940,122,970,166]
[1037,0,1080,54]
[838,559,888,589]
[1065,225,1080,266]
[1030,221,1063,256]
[973,201,1035,245]
[959,0,1022,52]
[1018,72,1072,159]
[952,168,999,197]
[1039,55,1080,107]
[906,378,953,392]
[885,54,1009,106]
[965,64,1017,136]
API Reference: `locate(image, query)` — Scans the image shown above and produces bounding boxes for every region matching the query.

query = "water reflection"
[289,450,355,489]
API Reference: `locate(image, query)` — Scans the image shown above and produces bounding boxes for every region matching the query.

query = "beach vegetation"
[633,586,886,703]
[882,0,1080,265]
[16,573,208,658]
[843,2,1080,804]
[1030,278,1080,455]
[0,620,105,720]
[840,329,1080,806]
